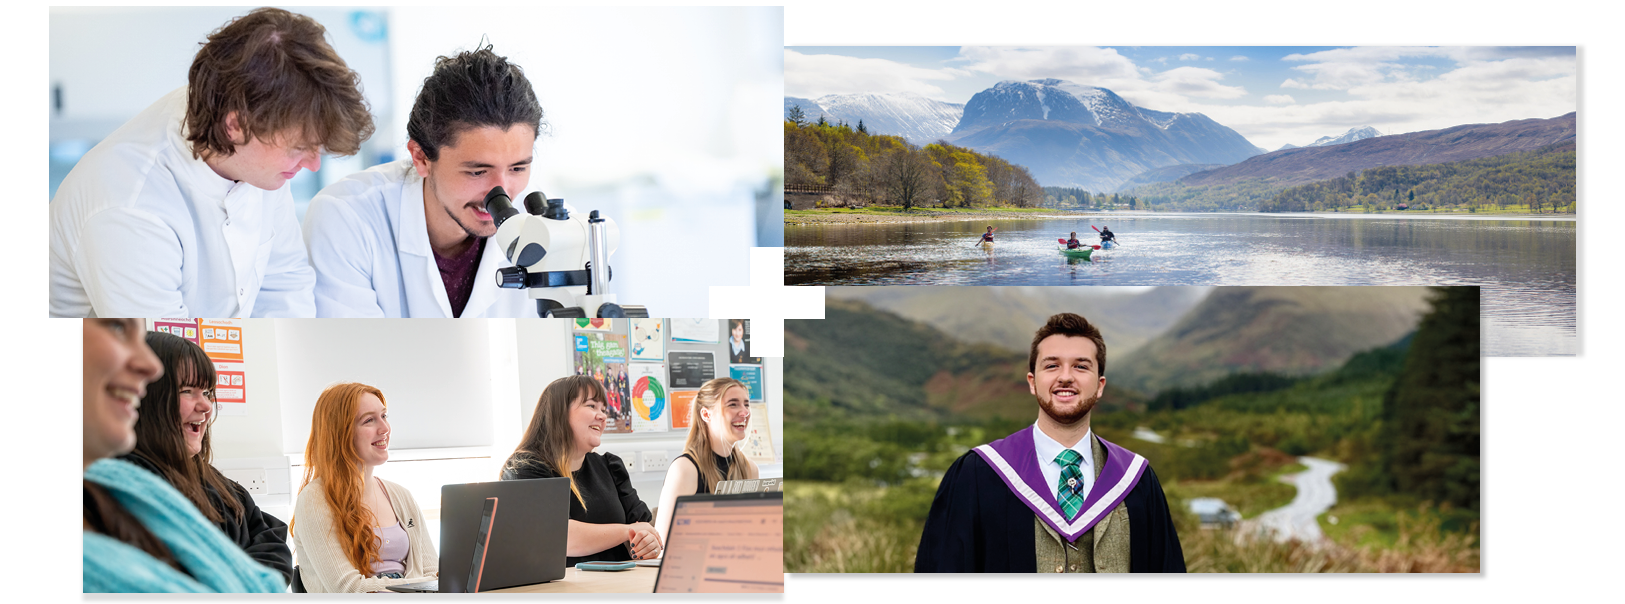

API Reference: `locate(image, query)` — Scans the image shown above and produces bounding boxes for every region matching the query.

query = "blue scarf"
[83,458,283,593]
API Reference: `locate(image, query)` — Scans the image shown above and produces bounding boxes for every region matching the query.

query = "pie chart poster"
[628,362,670,433]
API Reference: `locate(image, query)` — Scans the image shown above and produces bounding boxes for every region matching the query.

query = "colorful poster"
[728,319,761,364]
[152,319,199,344]
[197,319,244,362]
[573,318,617,332]
[573,332,633,433]
[670,391,696,429]
[627,363,669,433]
[667,351,717,389]
[739,402,776,464]
[630,319,666,362]
[729,365,764,401]
[670,318,720,343]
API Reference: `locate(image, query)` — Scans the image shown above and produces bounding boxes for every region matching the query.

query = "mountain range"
[784,93,964,145]
[1276,126,1383,151]
[1178,113,1577,188]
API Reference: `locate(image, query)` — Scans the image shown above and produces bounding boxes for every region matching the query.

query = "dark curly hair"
[407,44,546,161]
[1028,313,1107,376]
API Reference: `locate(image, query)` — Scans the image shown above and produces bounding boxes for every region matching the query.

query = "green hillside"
[1258,142,1575,213]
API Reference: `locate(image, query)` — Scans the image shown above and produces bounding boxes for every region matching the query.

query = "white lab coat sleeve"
[250,193,317,317]
[303,195,387,318]
[75,206,189,318]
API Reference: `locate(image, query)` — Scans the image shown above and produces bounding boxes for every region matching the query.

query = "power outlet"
[641,450,670,474]
[223,468,268,494]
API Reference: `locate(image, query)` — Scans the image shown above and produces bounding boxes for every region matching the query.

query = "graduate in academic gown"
[914,312,1186,573]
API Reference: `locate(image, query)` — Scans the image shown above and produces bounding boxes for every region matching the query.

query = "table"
[489,565,657,593]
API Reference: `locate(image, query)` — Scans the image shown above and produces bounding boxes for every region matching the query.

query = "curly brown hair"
[1028,313,1107,376]
[185,8,374,159]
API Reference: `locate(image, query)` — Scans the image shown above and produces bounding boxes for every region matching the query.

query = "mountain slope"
[944,79,1262,191]
[1110,287,1431,394]
[783,92,965,144]
[1181,113,1576,188]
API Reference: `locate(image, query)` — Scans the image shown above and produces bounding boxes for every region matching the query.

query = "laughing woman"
[118,332,294,587]
[653,377,760,546]
[501,375,661,564]
[82,319,283,593]
[291,383,438,592]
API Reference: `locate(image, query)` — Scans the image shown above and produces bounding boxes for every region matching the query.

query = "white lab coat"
[49,88,316,318]
[302,160,541,318]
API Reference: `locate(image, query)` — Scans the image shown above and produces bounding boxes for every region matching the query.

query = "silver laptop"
[653,492,783,593]
[388,477,570,593]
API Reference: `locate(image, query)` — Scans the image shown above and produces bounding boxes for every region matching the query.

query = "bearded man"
[914,312,1186,573]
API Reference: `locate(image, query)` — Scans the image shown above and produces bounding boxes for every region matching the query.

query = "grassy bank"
[785,205,1075,225]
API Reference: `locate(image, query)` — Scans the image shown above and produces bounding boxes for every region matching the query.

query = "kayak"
[1100,240,1116,250]
[1059,246,1092,260]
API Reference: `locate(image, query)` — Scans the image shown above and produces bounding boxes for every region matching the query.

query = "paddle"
[1057,239,1101,251]
[1091,224,1121,246]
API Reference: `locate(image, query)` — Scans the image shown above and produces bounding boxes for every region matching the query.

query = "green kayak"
[1059,246,1093,260]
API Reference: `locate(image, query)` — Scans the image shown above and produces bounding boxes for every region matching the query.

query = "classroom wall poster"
[740,402,776,464]
[627,363,670,433]
[196,319,247,415]
[573,318,617,332]
[573,332,633,433]
[152,319,199,344]
[728,319,761,365]
[667,351,717,389]
[630,318,666,362]
[670,318,720,343]
[729,365,764,401]
[197,319,244,362]
[670,390,696,429]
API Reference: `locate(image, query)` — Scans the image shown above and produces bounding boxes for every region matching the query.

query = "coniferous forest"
[784,110,1044,209]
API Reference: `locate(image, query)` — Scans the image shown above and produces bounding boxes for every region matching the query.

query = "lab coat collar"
[396,170,507,318]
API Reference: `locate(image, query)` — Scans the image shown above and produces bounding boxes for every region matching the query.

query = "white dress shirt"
[49,87,315,318]
[1033,424,1095,502]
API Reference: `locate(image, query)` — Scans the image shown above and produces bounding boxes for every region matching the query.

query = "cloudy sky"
[786,46,1577,151]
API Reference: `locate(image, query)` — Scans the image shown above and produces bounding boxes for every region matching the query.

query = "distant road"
[1252,457,1345,542]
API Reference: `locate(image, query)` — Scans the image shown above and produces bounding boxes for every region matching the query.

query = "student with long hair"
[118,332,293,586]
[83,319,284,593]
[291,383,437,592]
[501,375,661,564]
[653,377,760,545]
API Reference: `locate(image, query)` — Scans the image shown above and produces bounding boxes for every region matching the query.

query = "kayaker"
[1065,232,1083,250]
[1099,226,1117,245]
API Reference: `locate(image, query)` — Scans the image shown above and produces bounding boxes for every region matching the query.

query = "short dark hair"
[1028,313,1107,376]
[407,45,545,161]
[186,8,374,158]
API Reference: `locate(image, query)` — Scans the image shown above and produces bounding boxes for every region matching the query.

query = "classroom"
[83,318,783,593]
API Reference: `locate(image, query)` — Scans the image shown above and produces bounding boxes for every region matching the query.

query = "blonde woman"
[502,375,660,564]
[654,377,760,546]
[291,383,437,592]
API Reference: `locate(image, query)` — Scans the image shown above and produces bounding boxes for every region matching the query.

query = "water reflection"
[786,214,1577,356]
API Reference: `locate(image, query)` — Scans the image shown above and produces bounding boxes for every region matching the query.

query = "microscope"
[483,186,648,318]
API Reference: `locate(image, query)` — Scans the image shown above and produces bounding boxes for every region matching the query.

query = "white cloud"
[1178,53,1200,61]
[1149,67,1247,99]
[1230,55,1250,62]
[783,49,962,99]
[956,46,1142,82]
[1264,94,1295,105]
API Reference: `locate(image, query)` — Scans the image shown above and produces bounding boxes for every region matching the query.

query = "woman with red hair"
[291,383,437,592]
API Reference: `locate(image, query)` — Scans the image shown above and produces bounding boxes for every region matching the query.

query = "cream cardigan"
[292,477,439,593]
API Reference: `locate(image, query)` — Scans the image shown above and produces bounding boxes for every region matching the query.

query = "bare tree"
[884,147,933,211]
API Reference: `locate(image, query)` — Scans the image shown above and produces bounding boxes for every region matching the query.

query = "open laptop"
[653,492,783,593]
[388,477,570,593]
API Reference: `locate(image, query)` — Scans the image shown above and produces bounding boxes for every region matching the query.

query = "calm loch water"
[786,212,1577,356]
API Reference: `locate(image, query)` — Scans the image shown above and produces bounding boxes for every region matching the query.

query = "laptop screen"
[653,492,783,593]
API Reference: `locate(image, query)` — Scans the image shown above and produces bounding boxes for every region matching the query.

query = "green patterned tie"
[1056,449,1086,519]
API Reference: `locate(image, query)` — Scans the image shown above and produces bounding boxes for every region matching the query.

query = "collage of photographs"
[18,1,1616,603]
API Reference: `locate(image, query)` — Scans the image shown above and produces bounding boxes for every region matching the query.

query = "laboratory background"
[48,6,785,318]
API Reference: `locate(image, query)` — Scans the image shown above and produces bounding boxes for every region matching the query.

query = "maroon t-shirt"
[433,237,486,318]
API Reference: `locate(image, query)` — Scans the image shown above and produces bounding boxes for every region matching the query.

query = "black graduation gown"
[914,450,1186,573]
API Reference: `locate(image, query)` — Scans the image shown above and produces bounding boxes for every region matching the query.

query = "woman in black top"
[654,377,760,547]
[117,331,294,586]
[500,375,660,564]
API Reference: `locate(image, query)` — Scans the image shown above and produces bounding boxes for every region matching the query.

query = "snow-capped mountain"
[782,92,964,144]
[945,79,1263,191]
[1306,126,1382,148]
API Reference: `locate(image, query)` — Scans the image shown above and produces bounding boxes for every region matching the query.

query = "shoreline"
[786,208,1576,225]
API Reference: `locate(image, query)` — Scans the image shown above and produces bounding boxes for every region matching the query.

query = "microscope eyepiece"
[543,198,569,221]
[484,186,521,228]
[523,191,548,216]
